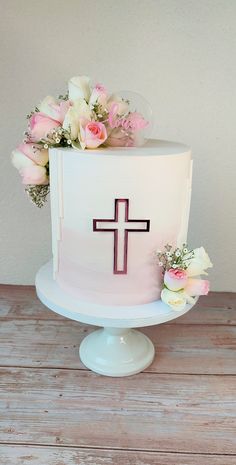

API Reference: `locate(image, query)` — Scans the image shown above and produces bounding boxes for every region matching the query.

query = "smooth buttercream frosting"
[49,139,192,305]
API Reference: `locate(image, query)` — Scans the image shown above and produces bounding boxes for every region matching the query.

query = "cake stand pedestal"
[36,261,197,377]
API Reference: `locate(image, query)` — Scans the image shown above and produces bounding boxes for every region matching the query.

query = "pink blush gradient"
[29,113,61,141]
[185,278,210,296]
[17,143,48,166]
[20,165,48,185]
[80,120,107,149]
[164,268,188,291]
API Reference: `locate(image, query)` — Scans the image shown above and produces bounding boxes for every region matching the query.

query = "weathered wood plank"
[172,305,236,325]
[0,285,63,320]
[0,445,235,465]
[0,368,235,454]
[0,285,235,324]
[0,320,235,374]
[198,292,236,309]
[146,323,236,374]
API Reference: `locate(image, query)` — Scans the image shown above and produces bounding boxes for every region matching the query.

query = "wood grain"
[0,368,235,454]
[0,445,235,465]
[0,286,235,323]
[0,320,235,374]
[0,286,235,464]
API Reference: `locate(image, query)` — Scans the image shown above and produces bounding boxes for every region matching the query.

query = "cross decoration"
[93,198,150,275]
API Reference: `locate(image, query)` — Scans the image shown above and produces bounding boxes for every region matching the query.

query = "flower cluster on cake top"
[11,76,149,207]
[156,244,213,310]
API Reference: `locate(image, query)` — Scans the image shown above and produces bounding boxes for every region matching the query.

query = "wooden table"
[0,286,235,464]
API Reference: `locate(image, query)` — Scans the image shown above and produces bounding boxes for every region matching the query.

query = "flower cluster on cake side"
[156,244,213,310]
[11,76,149,207]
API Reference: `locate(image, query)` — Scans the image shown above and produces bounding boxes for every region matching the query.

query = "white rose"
[187,247,213,277]
[38,95,58,119]
[107,94,129,116]
[63,99,92,140]
[161,288,187,311]
[12,149,35,171]
[68,76,91,102]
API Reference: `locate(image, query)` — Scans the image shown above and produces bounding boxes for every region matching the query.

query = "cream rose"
[161,288,187,311]
[68,76,91,102]
[12,149,35,170]
[63,99,92,140]
[187,247,213,277]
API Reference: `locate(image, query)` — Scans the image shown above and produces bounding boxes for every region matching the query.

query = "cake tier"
[49,140,192,306]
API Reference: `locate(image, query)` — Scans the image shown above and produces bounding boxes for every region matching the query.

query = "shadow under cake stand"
[36,261,197,377]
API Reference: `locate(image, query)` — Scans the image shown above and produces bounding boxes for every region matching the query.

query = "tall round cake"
[49,139,192,306]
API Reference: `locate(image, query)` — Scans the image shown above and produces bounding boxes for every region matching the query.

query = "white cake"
[49,139,192,306]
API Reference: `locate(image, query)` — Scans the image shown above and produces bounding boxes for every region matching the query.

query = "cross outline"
[93,198,150,275]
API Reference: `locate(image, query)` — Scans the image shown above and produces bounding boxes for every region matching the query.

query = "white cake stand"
[36,261,197,377]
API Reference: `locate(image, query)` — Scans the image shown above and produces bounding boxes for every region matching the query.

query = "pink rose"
[89,83,108,107]
[28,112,61,142]
[79,120,107,149]
[54,100,71,123]
[185,278,210,296]
[17,143,48,166]
[20,165,48,185]
[164,268,188,291]
[39,96,71,123]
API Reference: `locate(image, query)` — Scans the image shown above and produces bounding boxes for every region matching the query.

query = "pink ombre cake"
[49,139,192,306]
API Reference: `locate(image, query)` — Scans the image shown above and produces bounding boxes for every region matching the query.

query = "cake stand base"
[79,327,155,377]
[36,261,197,377]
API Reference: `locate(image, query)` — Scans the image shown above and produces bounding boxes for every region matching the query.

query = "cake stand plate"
[36,261,197,377]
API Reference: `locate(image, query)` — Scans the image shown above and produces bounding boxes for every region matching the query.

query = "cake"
[12,75,212,313]
[49,139,192,306]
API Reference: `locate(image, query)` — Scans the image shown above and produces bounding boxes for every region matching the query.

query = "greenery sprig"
[156,243,194,274]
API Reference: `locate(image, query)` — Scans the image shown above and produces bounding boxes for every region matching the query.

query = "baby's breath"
[57,92,69,101]
[25,184,50,208]
[26,106,40,120]
[156,243,194,273]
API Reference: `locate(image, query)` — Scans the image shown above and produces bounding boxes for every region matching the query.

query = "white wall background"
[0,0,235,290]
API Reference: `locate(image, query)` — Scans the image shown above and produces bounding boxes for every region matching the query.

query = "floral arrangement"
[12,76,149,207]
[156,244,213,311]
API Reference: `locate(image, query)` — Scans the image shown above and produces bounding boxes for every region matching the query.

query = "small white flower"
[67,139,72,145]
[56,138,60,143]
[44,144,49,149]
[176,250,181,257]
[172,264,177,268]
[183,248,188,253]
[166,251,171,257]
[159,261,163,267]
